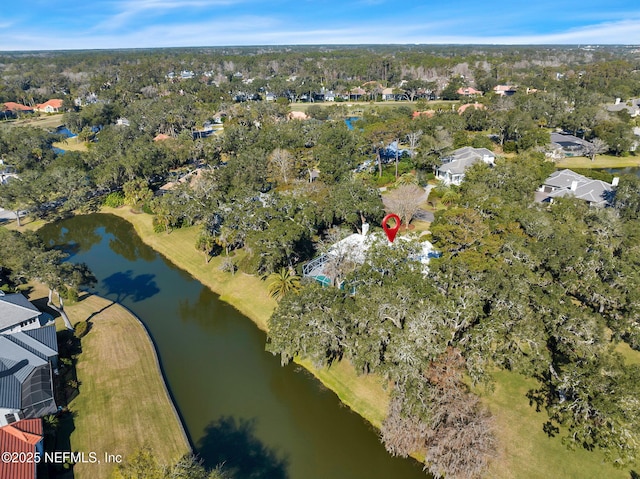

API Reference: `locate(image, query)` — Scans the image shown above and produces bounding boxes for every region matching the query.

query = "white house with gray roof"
[0,293,53,335]
[436,147,495,185]
[549,132,593,159]
[536,169,618,207]
[0,293,58,426]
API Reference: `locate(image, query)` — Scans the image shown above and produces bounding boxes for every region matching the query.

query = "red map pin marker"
[382,213,401,243]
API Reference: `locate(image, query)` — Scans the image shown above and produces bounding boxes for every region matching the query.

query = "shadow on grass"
[197,416,289,479]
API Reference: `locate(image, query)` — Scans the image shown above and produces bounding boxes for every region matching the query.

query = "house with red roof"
[0,418,43,479]
[34,99,63,113]
[3,102,34,113]
[458,102,486,114]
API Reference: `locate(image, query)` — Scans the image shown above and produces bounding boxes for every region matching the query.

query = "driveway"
[382,184,435,223]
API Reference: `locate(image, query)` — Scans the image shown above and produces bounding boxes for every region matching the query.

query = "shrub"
[74,321,89,338]
[63,287,79,303]
[103,191,125,208]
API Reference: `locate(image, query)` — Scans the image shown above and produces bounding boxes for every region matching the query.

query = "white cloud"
[2,14,640,50]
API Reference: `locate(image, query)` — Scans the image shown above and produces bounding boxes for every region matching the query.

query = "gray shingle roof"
[542,169,615,206]
[437,147,495,176]
[0,294,41,331]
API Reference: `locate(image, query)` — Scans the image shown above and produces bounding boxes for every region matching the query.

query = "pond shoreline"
[100,206,391,427]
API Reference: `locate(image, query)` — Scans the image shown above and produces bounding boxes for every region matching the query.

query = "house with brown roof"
[0,419,43,479]
[493,85,517,96]
[457,87,483,97]
[457,102,485,114]
[34,99,63,113]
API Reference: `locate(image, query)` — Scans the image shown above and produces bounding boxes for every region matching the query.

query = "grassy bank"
[555,154,640,169]
[53,138,89,152]
[102,206,391,426]
[74,208,640,478]
[27,284,191,479]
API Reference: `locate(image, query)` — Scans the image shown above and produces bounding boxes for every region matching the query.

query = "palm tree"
[264,268,301,301]
[395,172,418,187]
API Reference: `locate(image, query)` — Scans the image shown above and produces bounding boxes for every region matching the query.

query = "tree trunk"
[395,142,399,179]
[48,289,74,330]
[15,211,21,227]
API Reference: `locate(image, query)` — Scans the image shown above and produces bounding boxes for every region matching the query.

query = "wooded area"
[1,45,640,478]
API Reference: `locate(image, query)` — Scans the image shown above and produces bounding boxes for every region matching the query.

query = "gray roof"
[0,293,41,331]
[542,169,615,206]
[438,147,495,175]
[4,330,58,362]
[550,132,592,150]
[23,325,57,352]
[0,329,57,414]
[0,336,46,409]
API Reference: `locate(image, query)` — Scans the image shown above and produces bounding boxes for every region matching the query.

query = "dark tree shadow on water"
[101,270,159,303]
[197,416,289,479]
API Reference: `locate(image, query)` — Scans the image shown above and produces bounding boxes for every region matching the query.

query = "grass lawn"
[555,154,640,169]
[26,284,190,479]
[77,207,640,478]
[289,100,456,114]
[53,138,89,152]
[4,113,65,130]
[480,370,638,479]
[102,206,392,427]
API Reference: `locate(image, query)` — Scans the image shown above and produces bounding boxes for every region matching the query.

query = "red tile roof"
[4,102,33,111]
[35,99,63,110]
[0,419,43,479]
[153,133,171,141]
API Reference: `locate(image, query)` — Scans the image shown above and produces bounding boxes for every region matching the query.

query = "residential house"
[0,163,18,185]
[0,418,44,479]
[457,102,485,114]
[349,87,366,101]
[34,99,63,113]
[632,126,640,152]
[381,88,396,101]
[115,117,130,127]
[493,85,517,96]
[456,87,483,97]
[436,147,496,185]
[302,224,437,286]
[606,98,640,117]
[3,102,34,114]
[0,293,59,427]
[265,92,277,102]
[324,91,336,102]
[0,293,53,335]
[549,132,592,158]
[536,169,618,207]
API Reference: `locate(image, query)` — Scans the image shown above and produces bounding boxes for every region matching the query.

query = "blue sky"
[1,0,639,50]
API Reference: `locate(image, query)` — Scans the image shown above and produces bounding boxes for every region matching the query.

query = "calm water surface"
[39,213,426,479]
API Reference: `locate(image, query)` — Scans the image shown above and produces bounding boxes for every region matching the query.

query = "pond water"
[344,117,360,130]
[605,167,640,177]
[38,213,426,479]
